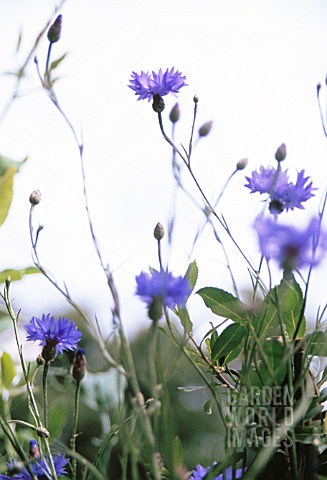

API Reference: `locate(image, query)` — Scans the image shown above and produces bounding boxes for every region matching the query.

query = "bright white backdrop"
[0,0,327,337]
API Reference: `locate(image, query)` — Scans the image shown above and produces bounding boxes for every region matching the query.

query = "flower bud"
[154,222,165,241]
[47,15,62,43]
[236,158,248,171]
[36,354,45,366]
[73,348,87,382]
[198,121,213,137]
[29,190,42,205]
[169,103,180,123]
[148,298,163,321]
[29,440,40,458]
[275,143,287,162]
[36,427,50,438]
[152,94,165,113]
[193,95,199,104]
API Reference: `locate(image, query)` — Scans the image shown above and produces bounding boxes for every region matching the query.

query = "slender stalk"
[70,380,82,480]
[42,362,50,430]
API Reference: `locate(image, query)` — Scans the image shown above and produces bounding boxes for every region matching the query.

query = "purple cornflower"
[190,464,243,479]
[245,166,316,214]
[128,68,187,101]
[135,270,190,320]
[0,454,68,479]
[25,314,82,362]
[254,216,327,271]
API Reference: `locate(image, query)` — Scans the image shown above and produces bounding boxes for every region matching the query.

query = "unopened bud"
[154,222,164,241]
[169,103,180,123]
[29,190,42,205]
[193,95,199,104]
[152,94,165,113]
[47,15,62,44]
[29,440,40,458]
[36,427,50,438]
[199,121,213,137]
[36,354,45,366]
[275,143,287,162]
[236,158,248,171]
[73,348,87,382]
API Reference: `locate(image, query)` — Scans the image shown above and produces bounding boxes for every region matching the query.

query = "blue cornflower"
[135,270,190,320]
[190,464,243,479]
[25,314,82,362]
[245,166,316,214]
[254,216,327,271]
[128,68,187,101]
[0,454,68,479]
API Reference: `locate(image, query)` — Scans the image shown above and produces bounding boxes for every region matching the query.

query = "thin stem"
[42,362,50,430]
[70,380,82,480]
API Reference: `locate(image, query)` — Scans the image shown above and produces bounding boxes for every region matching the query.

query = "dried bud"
[47,15,62,44]
[275,143,287,162]
[169,103,180,123]
[154,222,165,241]
[236,158,248,171]
[29,440,40,458]
[193,94,199,104]
[29,190,42,205]
[73,348,87,382]
[198,121,213,137]
[152,94,165,113]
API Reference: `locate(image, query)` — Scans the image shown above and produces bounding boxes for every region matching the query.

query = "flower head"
[25,314,82,362]
[245,166,316,214]
[254,216,327,271]
[0,454,68,479]
[190,464,243,480]
[128,68,187,101]
[135,270,190,320]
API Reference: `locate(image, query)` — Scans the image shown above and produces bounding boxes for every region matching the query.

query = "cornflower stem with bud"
[70,380,82,480]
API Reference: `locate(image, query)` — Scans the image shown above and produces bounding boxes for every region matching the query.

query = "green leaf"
[211,323,246,364]
[48,398,67,439]
[49,52,68,72]
[172,436,183,468]
[197,287,246,323]
[254,273,306,339]
[203,398,214,415]
[176,307,193,333]
[260,339,287,385]
[0,267,40,283]
[1,352,16,390]
[0,167,15,226]
[305,331,327,356]
[0,154,27,177]
[184,260,198,293]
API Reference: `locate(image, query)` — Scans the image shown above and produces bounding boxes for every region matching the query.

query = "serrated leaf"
[197,287,246,323]
[254,273,306,339]
[0,267,40,283]
[49,52,68,72]
[176,307,193,333]
[305,331,327,356]
[211,323,246,364]
[48,399,67,439]
[1,352,16,390]
[172,436,183,468]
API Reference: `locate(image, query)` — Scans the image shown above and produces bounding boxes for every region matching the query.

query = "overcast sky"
[0,0,327,338]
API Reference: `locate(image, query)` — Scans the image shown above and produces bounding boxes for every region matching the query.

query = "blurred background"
[0,0,327,338]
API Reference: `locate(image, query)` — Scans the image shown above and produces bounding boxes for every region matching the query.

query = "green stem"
[43,362,50,430]
[70,380,81,480]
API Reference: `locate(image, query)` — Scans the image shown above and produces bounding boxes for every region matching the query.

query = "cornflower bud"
[47,15,62,43]
[73,348,87,382]
[193,94,199,104]
[29,440,40,458]
[275,143,287,162]
[199,121,213,137]
[152,94,165,113]
[154,222,165,241]
[169,103,180,123]
[29,190,42,205]
[236,158,248,171]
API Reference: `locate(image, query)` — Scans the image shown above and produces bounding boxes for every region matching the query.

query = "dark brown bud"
[199,121,213,137]
[193,95,199,104]
[47,15,62,44]
[29,190,42,205]
[154,222,165,241]
[169,103,180,123]
[275,143,287,162]
[73,348,87,382]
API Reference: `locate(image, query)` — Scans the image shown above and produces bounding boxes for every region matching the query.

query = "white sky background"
[0,0,327,339]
